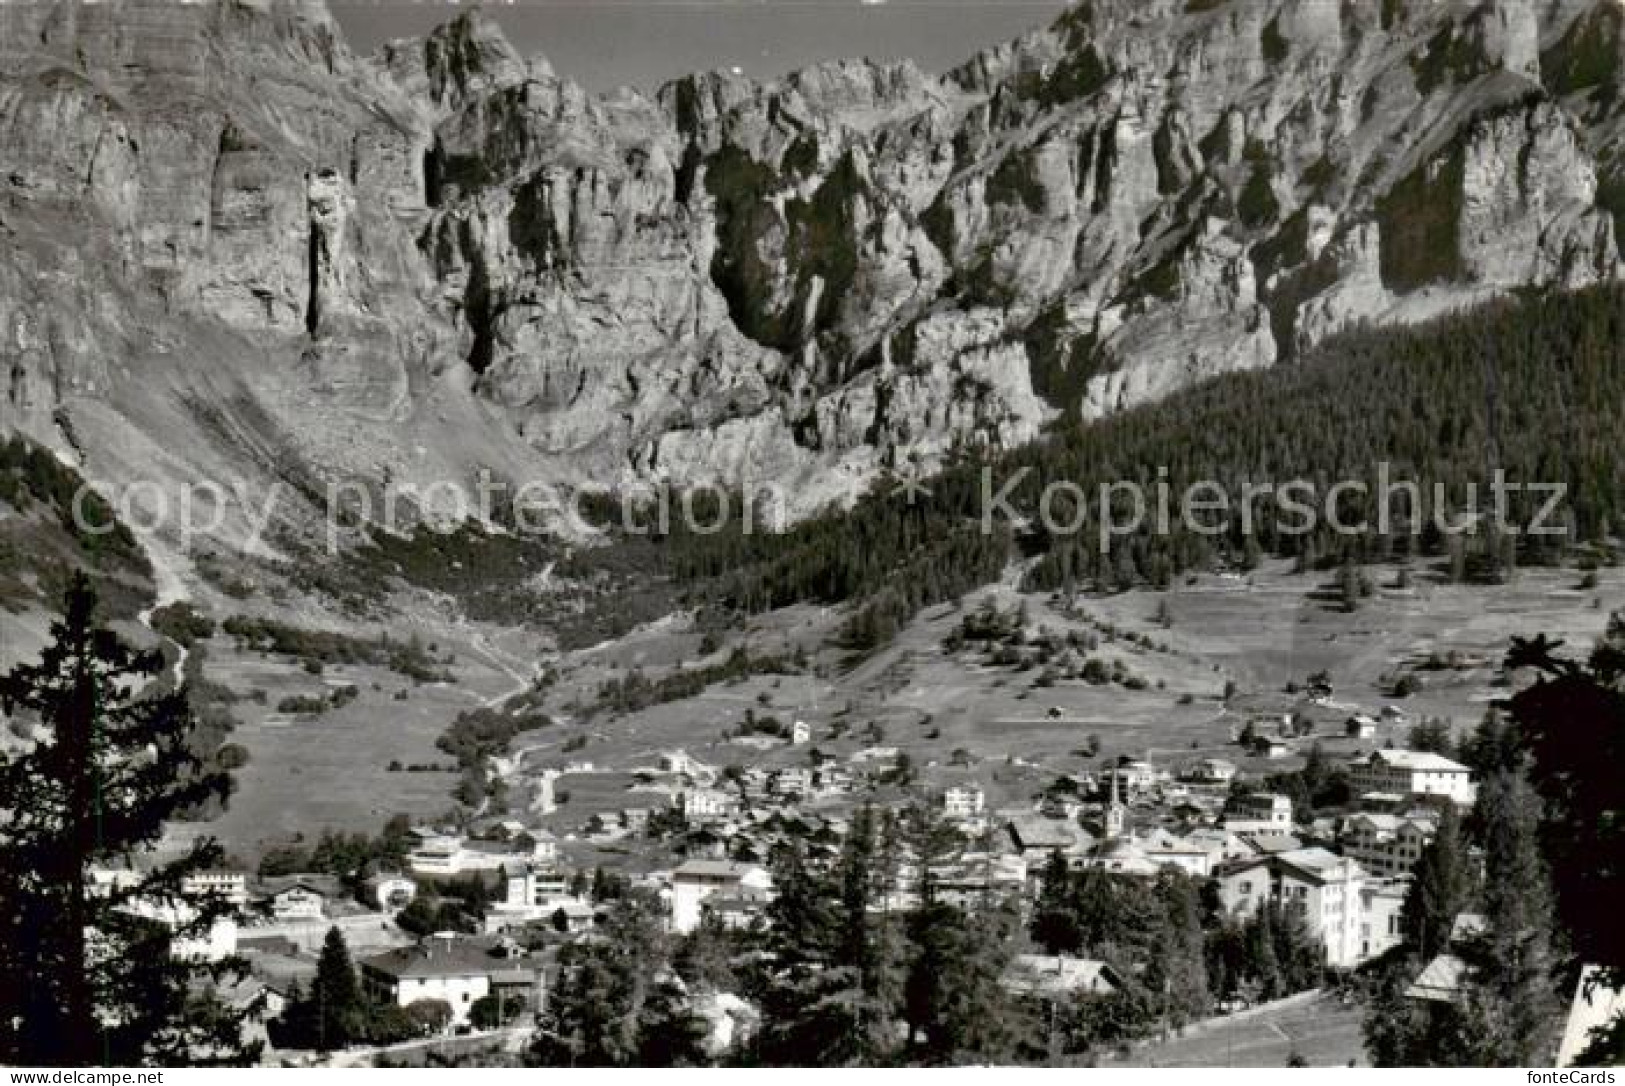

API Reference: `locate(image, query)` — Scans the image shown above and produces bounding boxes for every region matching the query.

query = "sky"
[331,0,1072,95]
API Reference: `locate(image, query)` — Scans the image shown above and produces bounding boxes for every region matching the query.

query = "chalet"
[701,890,773,932]
[771,767,813,797]
[1251,736,1293,759]
[678,788,736,822]
[1236,831,1304,856]
[259,876,338,923]
[1105,760,1157,792]
[361,934,546,1027]
[1139,828,1220,878]
[1183,828,1253,865]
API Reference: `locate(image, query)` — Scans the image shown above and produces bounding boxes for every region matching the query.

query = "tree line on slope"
[653,284,1625,647]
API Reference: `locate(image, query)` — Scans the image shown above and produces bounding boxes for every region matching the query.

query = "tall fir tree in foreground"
[1501,619,1625,1063]
[277,927,371,1052]
[1365,766,1562,1066]
[1460,770,1562,1065]
[1401,803,1473,960]
[0,575,255,1066]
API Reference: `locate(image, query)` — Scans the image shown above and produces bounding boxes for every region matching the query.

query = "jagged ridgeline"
[663,284,1625,644]
[3,0,1625,529]
[0,437,153,617]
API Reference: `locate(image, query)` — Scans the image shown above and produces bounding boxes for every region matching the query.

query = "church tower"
[1105,764,1126,840]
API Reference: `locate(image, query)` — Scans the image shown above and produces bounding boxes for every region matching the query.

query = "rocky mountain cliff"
[1,0,1622,563]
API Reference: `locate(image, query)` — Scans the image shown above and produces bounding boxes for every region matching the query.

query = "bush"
[404,999,453,1037]
[149,602,217,647]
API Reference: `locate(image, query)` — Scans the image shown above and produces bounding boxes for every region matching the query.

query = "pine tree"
[309,927,369,1051]
[1402,804,1472,959]
[1148,870,1211,1029]
[530,893,668,1066]
[1461,770,1562,1065]
[1030,850,1082,954]
[0,575,255,1066]
[901,807,1027,1064]
[636,976,712,1067]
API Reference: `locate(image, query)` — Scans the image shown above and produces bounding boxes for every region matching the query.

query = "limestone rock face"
[0,0,1622,540]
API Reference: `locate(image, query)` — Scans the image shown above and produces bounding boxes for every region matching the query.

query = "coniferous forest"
[658,285,1625,643]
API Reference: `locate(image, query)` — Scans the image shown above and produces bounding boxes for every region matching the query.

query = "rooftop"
[1359,750,1470,773]
[362,936,543,981]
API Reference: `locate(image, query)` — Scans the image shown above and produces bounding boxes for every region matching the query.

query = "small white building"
[498,863,572,913]
[1345,714,1379,740]
[182,870,250,907]
[679,788,736,823]
[1185,758,1237,784]
[1106,760,1157,792]
[772,767,812,797]
[942,785,986,821]
[1359,877,1410,962]
[366,873,418,912]
[660,750,705,777]
[669,860,772,934]
[1224,792,1295,834]
[1138,828,1219,878]
[1347,750,1475,805]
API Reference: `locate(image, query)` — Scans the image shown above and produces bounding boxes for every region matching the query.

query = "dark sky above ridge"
[331,0,1069,94]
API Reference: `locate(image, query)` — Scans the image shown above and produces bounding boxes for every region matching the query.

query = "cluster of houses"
[124,723,1611,1054]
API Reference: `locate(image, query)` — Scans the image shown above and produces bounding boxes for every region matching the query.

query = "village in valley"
[76,560,1621,1068]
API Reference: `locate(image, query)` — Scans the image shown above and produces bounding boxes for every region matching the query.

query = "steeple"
[1105,763,1125,840]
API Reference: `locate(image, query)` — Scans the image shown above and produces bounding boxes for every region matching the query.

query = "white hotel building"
[1347,750,1475,805]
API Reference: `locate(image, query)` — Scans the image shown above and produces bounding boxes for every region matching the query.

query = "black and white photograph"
[0,0,1623,1071]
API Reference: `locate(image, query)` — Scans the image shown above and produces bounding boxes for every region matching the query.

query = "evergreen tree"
[902,809,1028,1063]
[1407,716,1456,757]
[673,913,738,993]
[535,893,669,1066]
[1030,850,1082,955]
[1401,804,1472,959]
[1460,770,1562,1065]
[636,976,712,1067]
[0,575,255,1066]
[279,927,370,1051]
[1147,870,1211,1029]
